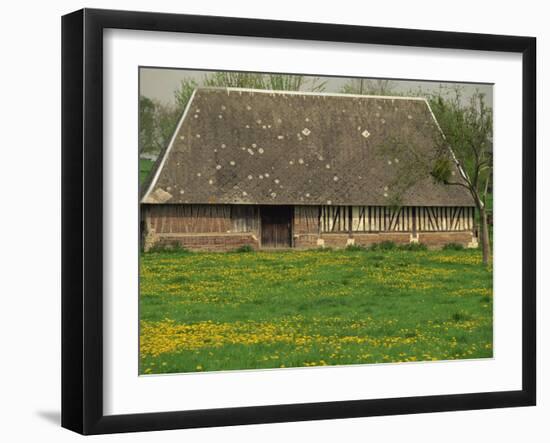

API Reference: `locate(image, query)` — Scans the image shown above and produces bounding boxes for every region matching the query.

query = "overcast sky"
[140,67,493,107]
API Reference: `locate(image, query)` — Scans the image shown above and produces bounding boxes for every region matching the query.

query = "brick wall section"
[321,234,350,248]
[293,231,476,250]
[418,231,475,248]
[353,232,411,246]
[156,233,259,252]
[151,231,476,251]
[294,234,319,249]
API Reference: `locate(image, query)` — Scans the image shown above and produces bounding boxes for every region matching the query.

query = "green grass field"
[139,248,493,374]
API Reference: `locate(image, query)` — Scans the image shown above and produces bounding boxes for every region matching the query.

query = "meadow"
[139,247,493,374]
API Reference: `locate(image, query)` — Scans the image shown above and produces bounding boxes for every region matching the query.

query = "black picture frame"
[61,8,536,435]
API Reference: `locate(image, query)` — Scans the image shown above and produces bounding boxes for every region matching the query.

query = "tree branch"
[443,180,471,190]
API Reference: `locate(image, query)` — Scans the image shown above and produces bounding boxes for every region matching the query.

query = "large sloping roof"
[142,88,473,207]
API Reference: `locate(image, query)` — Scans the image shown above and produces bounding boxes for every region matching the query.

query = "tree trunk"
[479,206,491,266]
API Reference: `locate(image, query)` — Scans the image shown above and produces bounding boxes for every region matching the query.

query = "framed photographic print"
[61,8,536,435]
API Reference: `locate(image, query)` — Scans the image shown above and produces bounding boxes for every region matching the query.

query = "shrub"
[233,244,254,253]
[443,242,464,251]
[148,241,190,254]
[314,246,333,252]
[451,311,472,322]
[370,241,396,251]
[398,243,428,251]
[345,244,367,252]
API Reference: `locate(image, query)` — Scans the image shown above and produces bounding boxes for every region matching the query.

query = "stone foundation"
[146,231,477,252]
[293,234,320,249]
[417,231,478,249]
[320,233,351,249]
[353,232,411,247]
[293,231,477,250]
[149,233,260,252]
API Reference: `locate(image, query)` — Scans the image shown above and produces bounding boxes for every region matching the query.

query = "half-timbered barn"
[141,87,477,251]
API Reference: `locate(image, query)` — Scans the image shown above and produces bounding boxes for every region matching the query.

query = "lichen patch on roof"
[141,88,473,206]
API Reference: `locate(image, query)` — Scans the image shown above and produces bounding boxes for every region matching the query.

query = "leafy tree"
[139,96,156,154]
[138,96,179,155]
[374,87,492,265]
[204,71,266,89]
[154,102,180,152]
[341,79,396,95]
[265,74,326,92]
[174,78,198,110]
[202,71,326,92]
[429,89,493,265]
[172,72,326,116]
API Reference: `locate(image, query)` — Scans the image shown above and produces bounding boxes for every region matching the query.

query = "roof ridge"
[196,86,428,102]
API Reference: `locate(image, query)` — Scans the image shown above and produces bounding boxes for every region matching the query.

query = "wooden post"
[348,205,353,239]
[318,206,322,236]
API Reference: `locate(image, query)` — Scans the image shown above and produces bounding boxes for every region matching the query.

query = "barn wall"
[143,204,260,251]
[417,232,477,248]
[319,206,475,233]
[293,206,319,234]
[145,204,260,234]
[353,232,412,247]
[294,205,477,249]
[142,204,478,251]
[152,233,260,252]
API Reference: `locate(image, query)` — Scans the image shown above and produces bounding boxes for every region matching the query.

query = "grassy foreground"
[139,248,493,374]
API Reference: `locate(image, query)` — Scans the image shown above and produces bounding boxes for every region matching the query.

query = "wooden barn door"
[261,206,292,248]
